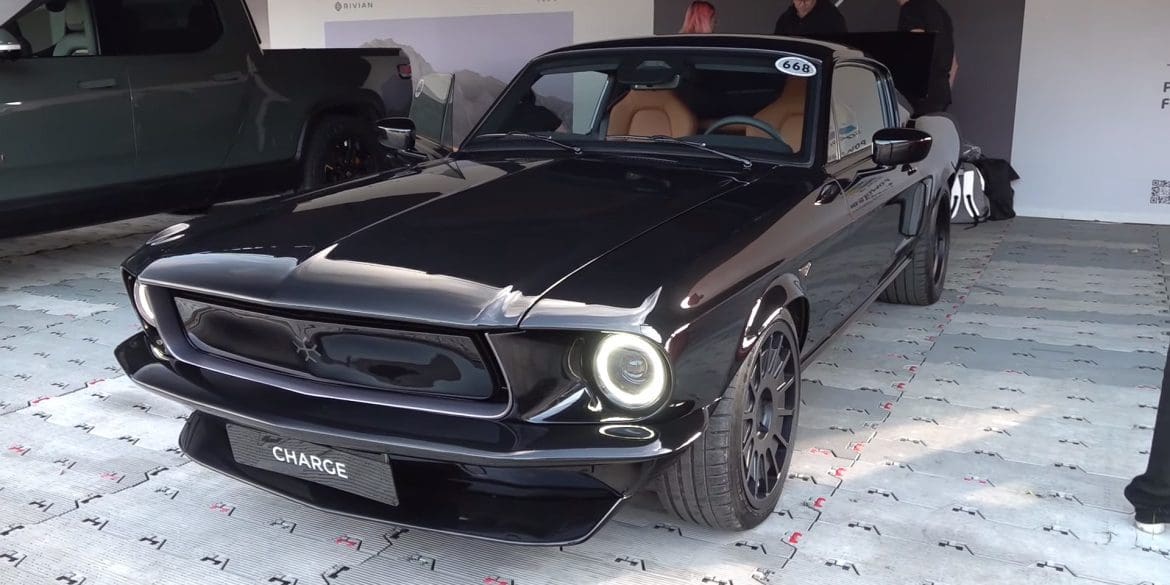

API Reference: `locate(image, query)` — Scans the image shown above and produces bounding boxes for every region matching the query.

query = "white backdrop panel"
[266,0,654,49]
[1012,0,1170,224]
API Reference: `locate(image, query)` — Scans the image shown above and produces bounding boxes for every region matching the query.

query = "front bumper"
[116,333,707,545]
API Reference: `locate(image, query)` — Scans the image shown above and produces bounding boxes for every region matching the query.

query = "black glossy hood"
[135,156,763,328]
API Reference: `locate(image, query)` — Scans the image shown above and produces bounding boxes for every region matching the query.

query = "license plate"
[226,424,399,506]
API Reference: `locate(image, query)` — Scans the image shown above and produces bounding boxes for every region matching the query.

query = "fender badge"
[799,262,812,278]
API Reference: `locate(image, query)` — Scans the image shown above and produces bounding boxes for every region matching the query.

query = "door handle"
[815,181,843,206]
[211,71,246,82]
[78,78,117,90]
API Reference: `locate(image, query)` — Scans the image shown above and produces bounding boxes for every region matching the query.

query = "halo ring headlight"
[133,281,158,327]
[592,333,669,410]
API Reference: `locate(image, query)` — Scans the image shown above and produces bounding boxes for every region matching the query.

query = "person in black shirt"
[503,90,564,133]
[897,0,957,114]
[774,0,847,36]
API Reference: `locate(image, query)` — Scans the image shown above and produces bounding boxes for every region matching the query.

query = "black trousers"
[1125,349,1170,519]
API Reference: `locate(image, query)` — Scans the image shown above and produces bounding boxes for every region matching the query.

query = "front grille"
[174,296,498,400]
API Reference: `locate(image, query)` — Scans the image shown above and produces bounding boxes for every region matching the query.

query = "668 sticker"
[775,56,817,77]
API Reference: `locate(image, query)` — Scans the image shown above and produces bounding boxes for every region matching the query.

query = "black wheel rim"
[932,206,950,287]
[322,136,369,185]
[740,329,798,507]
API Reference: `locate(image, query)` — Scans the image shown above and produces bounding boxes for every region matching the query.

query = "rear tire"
[300,115,380,191]
[656,313,801,530]
[879,191,950,306]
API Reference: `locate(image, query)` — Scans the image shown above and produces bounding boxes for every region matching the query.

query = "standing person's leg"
[1126,347,1170,533]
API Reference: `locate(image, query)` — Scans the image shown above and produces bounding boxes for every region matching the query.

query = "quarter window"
[828,65,887,161]
[6,0,98,57]
[94,0,222,56]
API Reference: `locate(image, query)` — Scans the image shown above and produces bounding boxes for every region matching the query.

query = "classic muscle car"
[115,35,959,545]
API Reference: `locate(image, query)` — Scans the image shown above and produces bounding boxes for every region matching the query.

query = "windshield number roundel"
[775,56,817,77]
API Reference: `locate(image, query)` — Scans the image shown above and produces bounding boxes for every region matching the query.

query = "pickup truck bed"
[0,0,412,237]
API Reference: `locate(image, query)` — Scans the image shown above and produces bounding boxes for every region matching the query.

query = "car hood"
[134,156,765,328]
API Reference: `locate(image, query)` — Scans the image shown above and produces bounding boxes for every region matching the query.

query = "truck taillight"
[397,64,412,79]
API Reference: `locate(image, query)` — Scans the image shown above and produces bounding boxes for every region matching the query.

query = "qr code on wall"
[1152,180,1170,205]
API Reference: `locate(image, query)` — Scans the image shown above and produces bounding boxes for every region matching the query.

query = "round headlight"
[133,281,158,327]
[592,333,668,410]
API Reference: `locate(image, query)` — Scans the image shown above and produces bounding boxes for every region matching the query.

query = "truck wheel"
[301,115,380,190]
[880,191,950,306]
[656,314,801,530]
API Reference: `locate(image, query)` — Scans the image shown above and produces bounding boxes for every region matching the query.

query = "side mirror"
[872,128,932,166]
[376,117,417,152]
[0,30,23,60]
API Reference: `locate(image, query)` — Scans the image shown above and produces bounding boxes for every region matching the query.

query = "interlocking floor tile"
[0,215,1167,584]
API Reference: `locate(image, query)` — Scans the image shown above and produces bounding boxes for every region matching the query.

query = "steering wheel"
[704,116,784,142]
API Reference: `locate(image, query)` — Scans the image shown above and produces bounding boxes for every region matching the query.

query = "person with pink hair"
[680,1,717,34]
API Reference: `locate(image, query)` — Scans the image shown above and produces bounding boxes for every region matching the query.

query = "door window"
[828,65,887,161]
[5,0,97,57]
[94,0,222,55]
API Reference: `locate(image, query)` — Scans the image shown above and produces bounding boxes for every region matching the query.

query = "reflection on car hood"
[135,156,763,328]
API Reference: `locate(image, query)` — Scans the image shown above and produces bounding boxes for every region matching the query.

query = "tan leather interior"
[606,90,698,138]
[743,78,808,151]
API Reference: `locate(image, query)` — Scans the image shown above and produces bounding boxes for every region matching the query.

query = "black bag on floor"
[972,158,1020,221]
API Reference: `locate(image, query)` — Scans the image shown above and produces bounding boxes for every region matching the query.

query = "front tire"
[880,190,950,305]
[300,115,380,191]
[656,314,801,530]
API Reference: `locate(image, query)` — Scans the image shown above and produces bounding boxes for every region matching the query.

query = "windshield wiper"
[471,131,582,155]
[609,135,753,169]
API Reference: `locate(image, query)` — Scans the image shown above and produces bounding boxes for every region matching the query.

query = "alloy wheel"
[322,137,370,185]
[740,328,798,508]
[932,203,950,288]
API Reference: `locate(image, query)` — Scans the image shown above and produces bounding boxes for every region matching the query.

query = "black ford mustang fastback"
[116,35,959,545]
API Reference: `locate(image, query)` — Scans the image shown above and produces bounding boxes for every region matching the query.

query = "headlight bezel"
[590,332,670,411]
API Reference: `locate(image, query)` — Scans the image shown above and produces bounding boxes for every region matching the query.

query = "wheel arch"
[741,273,809,353]
[294,91,387,163]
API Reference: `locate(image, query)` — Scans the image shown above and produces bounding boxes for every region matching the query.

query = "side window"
[10,0,97,57]
[95,0,223,56]
[828,65,887,161]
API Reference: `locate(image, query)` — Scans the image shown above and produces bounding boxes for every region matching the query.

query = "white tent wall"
[1011,0,1170,224]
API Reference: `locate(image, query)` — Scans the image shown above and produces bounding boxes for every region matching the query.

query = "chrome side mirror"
[376,117,417,152]
[0,30,22,60]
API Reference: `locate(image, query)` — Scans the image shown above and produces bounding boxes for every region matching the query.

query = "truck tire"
[880,191,950,306]
[301,114,380,190]
[656,313,801,530]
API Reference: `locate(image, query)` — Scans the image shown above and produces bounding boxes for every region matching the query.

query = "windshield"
[467,49,821,162]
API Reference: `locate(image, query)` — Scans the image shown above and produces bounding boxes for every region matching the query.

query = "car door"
[92,0,250,203]
[826,62,921,325]
[0,0,136,215]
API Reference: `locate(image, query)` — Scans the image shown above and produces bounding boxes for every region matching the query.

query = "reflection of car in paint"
[116,35,959,545]
[0,0,412,237]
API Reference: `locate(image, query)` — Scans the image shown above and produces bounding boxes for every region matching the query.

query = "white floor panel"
[0,215,1167,584]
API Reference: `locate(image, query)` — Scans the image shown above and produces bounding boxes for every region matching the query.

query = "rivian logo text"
[334,1,374,11]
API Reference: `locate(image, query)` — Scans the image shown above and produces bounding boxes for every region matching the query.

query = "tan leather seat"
[745,78,807,151]
[607,90,698,138]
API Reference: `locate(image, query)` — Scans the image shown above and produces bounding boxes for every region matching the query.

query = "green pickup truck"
[1,0,413,236]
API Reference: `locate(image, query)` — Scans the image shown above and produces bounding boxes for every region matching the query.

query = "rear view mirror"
[617,60,680,89]
[376,117,417,152]
[872,128,932,166]
[0,29,22,60]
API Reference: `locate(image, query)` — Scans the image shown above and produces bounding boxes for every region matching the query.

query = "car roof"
[541,34,866,63]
